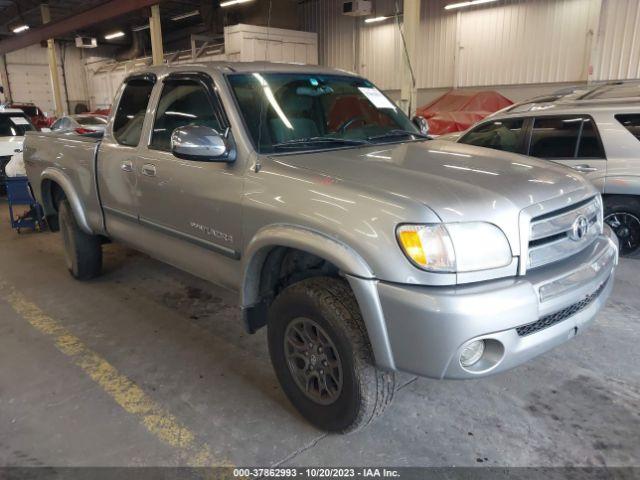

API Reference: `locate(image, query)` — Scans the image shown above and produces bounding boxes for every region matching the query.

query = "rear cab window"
[615,114,640,141]
[113,77,155,147]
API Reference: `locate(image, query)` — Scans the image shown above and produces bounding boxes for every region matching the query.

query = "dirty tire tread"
[270,277,395,433]
[59,199,102,280]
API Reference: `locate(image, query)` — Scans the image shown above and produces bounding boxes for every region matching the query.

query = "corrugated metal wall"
[456,0,600,87]
[5,44,89,114]
[300,0,637,90]
[591,0,640,81]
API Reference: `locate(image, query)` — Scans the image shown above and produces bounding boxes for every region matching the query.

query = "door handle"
[572,164,598,173]
[121,160,133,172]
[141,163,157,177]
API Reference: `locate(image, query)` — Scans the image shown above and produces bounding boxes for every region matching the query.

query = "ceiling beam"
[0,0,163,54]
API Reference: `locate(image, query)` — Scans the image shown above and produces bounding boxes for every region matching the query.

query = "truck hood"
[274,140,592,254]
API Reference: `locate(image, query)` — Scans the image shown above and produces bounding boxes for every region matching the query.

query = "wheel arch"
[239,225,396,370]
[241,224,374,310]
[40,168,93,234]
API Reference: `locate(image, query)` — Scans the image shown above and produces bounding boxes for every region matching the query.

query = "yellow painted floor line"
[0,280,228,467]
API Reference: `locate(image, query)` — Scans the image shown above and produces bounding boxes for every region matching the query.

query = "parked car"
[24,63,618,432]
[455,81,640,256]
[51,114,108,134]
[0,107,36,194]
[8,102,53,130]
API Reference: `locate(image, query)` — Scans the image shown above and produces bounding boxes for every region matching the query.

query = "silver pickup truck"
[24,62,619,433]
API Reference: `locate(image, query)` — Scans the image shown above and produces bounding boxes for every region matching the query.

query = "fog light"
[460,340,485,367]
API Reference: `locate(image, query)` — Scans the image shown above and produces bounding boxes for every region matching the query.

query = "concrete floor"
[0,201,638,468]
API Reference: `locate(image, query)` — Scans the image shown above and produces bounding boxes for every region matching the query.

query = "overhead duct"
[115,30,147,61]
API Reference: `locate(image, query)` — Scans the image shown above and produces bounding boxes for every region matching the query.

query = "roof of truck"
[131,61,358,78]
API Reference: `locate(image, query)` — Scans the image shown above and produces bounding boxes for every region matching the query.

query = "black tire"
[268,277,395,433]
[58,199,102,280]
[604,195,640,257]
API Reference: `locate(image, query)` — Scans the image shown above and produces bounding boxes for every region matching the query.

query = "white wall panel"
[5,43,89,114]
[456,0,600,86]
[301,0,634,91]
[592,0,640,81]
[416,0,456,88]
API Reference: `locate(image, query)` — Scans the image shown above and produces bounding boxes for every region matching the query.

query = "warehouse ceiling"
[0,0,299,54]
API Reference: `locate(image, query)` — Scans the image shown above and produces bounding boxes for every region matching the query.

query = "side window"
[113,78,155,147]
[459,118,525,153]
[529,116,582,159]
[150,79,223,151]
[577,118,605,159]
[51,118,64,130]
[615,114,640,141]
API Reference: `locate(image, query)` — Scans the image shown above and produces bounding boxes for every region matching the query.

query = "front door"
[527,115,607,191]
[137,73,244,273]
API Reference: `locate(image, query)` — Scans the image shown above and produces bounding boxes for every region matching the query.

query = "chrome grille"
[516,281,607,336]
[527,197,602,270]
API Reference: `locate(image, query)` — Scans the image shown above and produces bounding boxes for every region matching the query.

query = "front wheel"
[268,277,395,433]
[604,196,640,257]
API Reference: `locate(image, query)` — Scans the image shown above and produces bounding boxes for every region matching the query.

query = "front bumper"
[349,227,618,379]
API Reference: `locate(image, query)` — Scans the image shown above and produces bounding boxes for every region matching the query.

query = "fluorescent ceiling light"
[104,31,125,40]
[445,0,497,10]
[171,10,199,21]
[12,25,29,33]
[220,0,254,7]
[365,16,389,23]
[132,24,150,32]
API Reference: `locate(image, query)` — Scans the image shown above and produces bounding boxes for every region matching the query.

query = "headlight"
[397,222,512,272]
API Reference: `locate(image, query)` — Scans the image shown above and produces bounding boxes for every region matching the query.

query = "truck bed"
[23,131,105,235]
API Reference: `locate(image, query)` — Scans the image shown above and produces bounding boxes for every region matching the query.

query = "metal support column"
[399,0,420,116]
[41,4,64,117]
[149,4,164,66]
[0,54,11,103]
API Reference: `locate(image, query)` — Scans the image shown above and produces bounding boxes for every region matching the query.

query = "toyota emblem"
[569,214,589,241]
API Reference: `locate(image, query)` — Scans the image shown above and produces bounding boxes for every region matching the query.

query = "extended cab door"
[98,74,156,232]
[526,115,607,191]
[136,72,243,267]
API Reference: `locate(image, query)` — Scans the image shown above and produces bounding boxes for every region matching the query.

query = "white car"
[0,107,36,191]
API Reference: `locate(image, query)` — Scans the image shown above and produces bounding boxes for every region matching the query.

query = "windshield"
[227,72,420,153]
[0,113,35,136]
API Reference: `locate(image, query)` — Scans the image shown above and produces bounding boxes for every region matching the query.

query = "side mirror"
[170,125,235,162]
[412,115,429,136]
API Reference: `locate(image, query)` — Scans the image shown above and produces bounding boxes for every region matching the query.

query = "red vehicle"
[8,103,54,130]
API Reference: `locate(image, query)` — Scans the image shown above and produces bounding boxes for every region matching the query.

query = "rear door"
[526,115,607,190]
[98,74,156,231]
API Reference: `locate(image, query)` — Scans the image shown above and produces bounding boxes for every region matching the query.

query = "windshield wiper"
[366,129,430,142]
[272,136,370,149]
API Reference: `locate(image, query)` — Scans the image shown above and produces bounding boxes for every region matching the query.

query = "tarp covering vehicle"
[416,90,513,136]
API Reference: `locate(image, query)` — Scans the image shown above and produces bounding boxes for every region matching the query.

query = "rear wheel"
[58,199,102,279]
[604,196,640,257]
[268,277,395,433]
